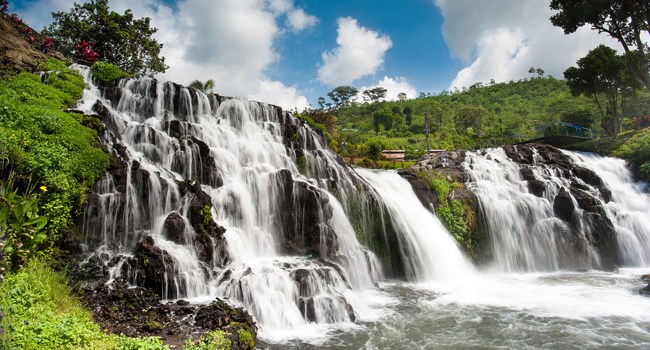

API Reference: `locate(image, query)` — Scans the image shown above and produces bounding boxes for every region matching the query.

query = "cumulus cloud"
[249,80,310,111]
[287,8,318,32]
[15,0,315,103]
[357,76,417,102]
[434,0,619,90]
[318,17,392,86]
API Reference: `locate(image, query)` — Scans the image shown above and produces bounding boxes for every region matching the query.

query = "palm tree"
[188,79,215,94]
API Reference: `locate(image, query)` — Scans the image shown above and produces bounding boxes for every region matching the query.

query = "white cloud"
[15,0,314,104]
[318,17,392,86]
[358,76,417,102]
[249,80,310,111]
[434,0,620,90]
[287,8,318,32]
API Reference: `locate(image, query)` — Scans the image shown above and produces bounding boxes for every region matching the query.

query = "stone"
[162,211,186,244]
[553,188,575,222]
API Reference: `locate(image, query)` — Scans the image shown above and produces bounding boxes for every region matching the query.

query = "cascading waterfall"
[75,66,386,332]
[464,146,650,272]
[568,152,650,266]
[357,169,474,280]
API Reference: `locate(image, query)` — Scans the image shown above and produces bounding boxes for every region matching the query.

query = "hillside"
[334,77,650,156]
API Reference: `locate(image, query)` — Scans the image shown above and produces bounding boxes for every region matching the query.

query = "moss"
[296,155,306,174]
[237,328,255,348]
[91,61,130,85]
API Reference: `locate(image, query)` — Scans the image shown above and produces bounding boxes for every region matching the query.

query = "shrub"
[91,61,130,85]
[184,330,231,350]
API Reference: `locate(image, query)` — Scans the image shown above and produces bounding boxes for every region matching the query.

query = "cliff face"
[404,144,620,270]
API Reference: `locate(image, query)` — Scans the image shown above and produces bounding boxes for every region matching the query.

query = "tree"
[403,106,413,125]
[45,0,167,76]
[327,86,358,109]
[362,87,387,103]
[397,92,407,101]
[455,106,488,145]
[536,68,545,77]
[550,0,650,92]
[563,45,640,135]
[317,97,327,109]
[364,138,384,161]
[189,79,215,94]
[372,109,393,134]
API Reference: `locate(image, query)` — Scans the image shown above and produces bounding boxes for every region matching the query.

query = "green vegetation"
[91,61,130,85]
[424,172,478,256]
[0,259,168,349]
[0,58,110,271]
[188,79,215,94]
[184,330,231,350]
[237,328,255,348]
[612,128,650,181]
[44,0,168,75]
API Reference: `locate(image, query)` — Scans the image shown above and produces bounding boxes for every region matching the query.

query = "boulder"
[162,211,186,244]
[553,188,575,222]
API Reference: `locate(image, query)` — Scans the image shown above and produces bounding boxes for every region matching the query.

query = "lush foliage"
[334,77,608,156]
[0,59,109,265]
[91,61,130,85]
[613,128,650,181]
[295,113,338,151]
[0,259,168,349]
[44,0,167,75]
[564,45,640,135]
[424,173,478,256]
[0,178,48,273]
[550,0,650,93]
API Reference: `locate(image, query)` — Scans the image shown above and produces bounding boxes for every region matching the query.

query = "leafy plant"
[91,61,130,85]
[184,330,231,350]
[0,178,48,273]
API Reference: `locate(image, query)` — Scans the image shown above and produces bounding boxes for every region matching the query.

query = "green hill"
[333,77,650,156]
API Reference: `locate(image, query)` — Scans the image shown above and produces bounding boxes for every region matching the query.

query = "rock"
[640,284,650,296]
[144,318,163,332]
[553,188,574,222]
[129,236,176,298]
[162,211,186,244]
[573,166,604,187]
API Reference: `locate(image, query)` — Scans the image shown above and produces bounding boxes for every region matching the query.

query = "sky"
[11,0,618,111]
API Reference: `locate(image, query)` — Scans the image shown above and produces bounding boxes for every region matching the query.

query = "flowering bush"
[74,40,99,64]
[632,115,650,129]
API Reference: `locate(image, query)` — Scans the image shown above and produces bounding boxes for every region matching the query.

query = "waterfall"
[568,152,650,266]
[75,66,385,333]
[357,169,474,280]
[464,146,650,272]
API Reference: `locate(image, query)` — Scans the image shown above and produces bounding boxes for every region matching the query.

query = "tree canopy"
[550,0,650,92]
[45,0,167,76]
[327,86,358,109]
[189,79,215,94]
[564,45,640,135]
[362,87,387,103]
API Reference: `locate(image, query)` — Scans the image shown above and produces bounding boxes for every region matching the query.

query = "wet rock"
[162,211,186,244]
[553,188,574,222]
[129,236,176,298]
[640,284,650,296]
[573,166,604,188]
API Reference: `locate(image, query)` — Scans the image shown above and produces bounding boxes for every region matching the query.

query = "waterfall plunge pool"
[260,267,650,349]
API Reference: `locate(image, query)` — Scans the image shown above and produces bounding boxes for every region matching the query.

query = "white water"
[74,66,650,347]
[357,169,475,280]
[465,148,596,271]
[568,152,650,266]
[75,66,383,338]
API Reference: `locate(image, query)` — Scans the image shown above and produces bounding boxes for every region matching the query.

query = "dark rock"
[162,211,186,244]
[553,188,575,222]
[528,179,546,197]
[573,166,604,187]
[129,236,176,298]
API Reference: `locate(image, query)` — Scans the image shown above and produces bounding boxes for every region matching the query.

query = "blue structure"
[557,122,593,138]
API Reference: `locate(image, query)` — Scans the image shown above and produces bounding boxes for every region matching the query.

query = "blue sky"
[11,0,615,110]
